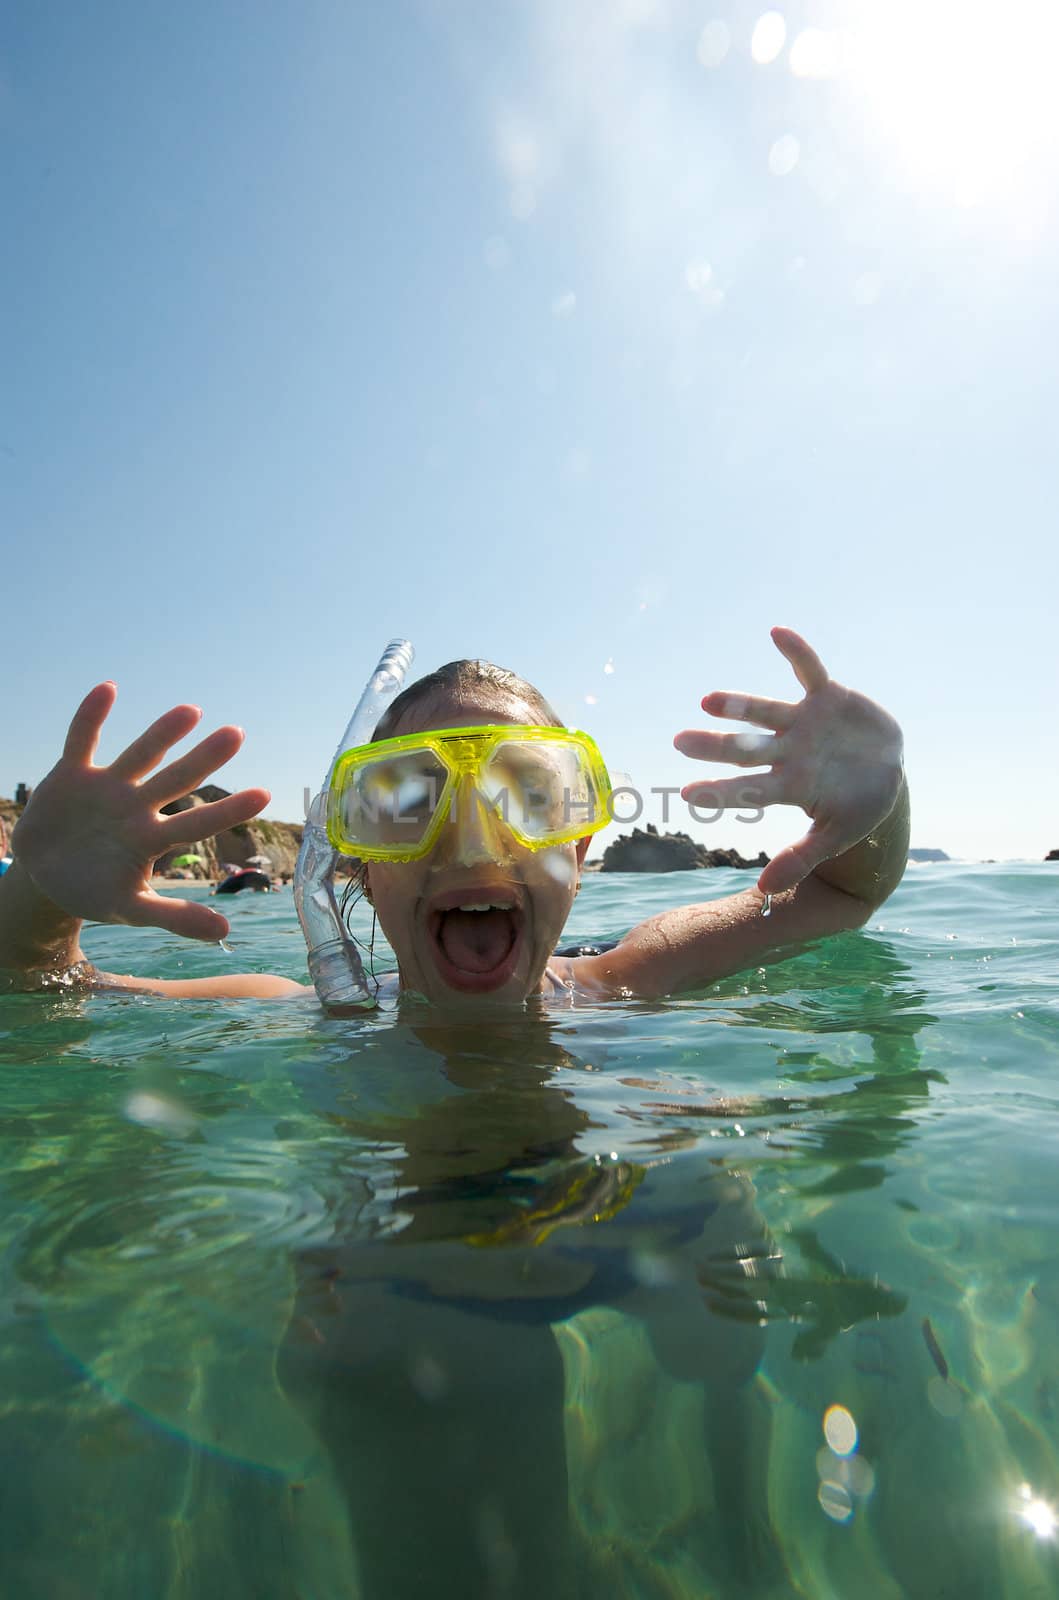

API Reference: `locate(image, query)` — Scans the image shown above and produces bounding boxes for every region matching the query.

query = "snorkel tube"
[294,638,415,1011]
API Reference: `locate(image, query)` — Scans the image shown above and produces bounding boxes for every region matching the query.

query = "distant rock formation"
[907,848,950,863]
[600,825,769,873]
[1046,848,1059,862]
[159,788,304,878]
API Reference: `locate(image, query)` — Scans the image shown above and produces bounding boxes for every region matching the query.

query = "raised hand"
[674,628,905,896]
[13,684,270,941]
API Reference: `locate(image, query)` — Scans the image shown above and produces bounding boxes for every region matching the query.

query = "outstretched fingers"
[109,705,206,784]
[700,691,797,731]
[674,728,782,768]
[157,787,271,846]
[680,773,783,810]
[63,682,119,765]
[128,891,231,943]
[771,627,829,695]
[140,726,246,807]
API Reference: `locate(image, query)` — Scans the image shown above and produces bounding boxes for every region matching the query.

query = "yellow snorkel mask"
[327,725,612,862]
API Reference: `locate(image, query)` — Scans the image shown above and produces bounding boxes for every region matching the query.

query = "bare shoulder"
[90,969,313,1000]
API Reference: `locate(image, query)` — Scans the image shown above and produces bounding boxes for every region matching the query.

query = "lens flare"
[1016,1483,1058,1540]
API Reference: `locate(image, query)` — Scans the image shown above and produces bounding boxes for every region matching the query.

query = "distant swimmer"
[215,868,272,895]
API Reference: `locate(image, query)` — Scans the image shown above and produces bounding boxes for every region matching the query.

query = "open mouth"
[426,889,525,993]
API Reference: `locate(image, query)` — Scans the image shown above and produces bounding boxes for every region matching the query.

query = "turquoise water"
[1,865,1057,1597]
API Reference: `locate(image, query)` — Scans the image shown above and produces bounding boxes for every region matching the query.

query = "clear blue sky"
[4,0,1057,860]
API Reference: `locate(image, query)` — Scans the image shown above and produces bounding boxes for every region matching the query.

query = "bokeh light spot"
[768,134,800,176]
[823,1403,858,1456]
[818,1478,854,1523]
[751,11,787,65]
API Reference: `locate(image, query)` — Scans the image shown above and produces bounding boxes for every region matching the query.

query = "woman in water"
[0,627,908,1000]
[0,628,912,1594]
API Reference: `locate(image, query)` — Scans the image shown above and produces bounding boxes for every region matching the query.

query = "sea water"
[0,865,1056,1598]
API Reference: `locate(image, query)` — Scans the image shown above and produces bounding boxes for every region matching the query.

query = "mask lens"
[338,748,447,850]
[482,740,603,842]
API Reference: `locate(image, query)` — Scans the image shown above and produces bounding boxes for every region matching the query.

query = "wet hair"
[371,659,563,742]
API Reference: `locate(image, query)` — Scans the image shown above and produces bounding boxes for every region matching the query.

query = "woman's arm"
[566,630,908,1000]
[569,790,906,1000]
[2,683,306,998]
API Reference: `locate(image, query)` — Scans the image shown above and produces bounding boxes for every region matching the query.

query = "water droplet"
[685,260,725,307]
[846,1456,876,1498]
[818,1478,853,1523]
[685,260,713,292]
[410,1354,449,1402]
[697,20,730,69]
[540,850,575,887]
[769,134,801,176]
[124,1090,198,1137]
[632,1250,678,1287]
[761,894,772,918]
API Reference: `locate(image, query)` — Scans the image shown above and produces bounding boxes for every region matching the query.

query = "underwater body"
[1,863,1057,1597]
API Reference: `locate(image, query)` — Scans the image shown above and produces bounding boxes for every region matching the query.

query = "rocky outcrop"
[907,848,950,863]
[599,825,769,873]
[159,788,304,878]
[1046,849,1059,862]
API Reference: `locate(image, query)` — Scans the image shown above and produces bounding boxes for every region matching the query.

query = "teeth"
[457,902,509,912]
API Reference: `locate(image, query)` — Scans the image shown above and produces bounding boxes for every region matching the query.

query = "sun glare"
[1016,1482,1058,1540]
[842,0,1059,215]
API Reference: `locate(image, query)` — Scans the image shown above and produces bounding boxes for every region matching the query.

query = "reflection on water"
[0,877,1057,1595]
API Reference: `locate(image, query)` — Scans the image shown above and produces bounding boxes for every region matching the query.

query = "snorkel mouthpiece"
[294,638,415,1011]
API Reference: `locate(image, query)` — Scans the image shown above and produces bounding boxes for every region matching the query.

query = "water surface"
[1,865,1057,1597]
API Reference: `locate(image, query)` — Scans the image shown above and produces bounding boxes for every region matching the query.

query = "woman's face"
[365,695,589,1004]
